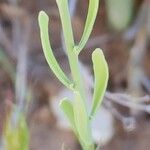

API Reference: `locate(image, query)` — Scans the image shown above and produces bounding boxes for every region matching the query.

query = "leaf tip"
[92,48,108,72]
[92,48,104,59]
[59,98,72,109]
[38,11,49,25]
[59,98,66,107]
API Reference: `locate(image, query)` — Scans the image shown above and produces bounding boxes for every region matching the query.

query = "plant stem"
[57,0,86,100]
[56,0,95,149]
[70,55,95,150]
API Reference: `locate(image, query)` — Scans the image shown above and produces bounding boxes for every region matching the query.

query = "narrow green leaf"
[59,98,76,131]
[38,11,74,90]
[75,0,100,54]
[90,48,109,119]
[73,91,93,147]
[56,0,75,52]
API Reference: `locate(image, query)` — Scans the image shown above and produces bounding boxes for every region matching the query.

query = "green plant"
[1,49,32,150]
[38,0,108,149]
[106,0,134,31]
[3,110,29,150]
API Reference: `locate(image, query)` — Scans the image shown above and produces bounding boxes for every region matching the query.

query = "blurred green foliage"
[106,0,134,31]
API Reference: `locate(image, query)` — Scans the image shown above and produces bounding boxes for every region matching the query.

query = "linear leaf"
[59,98,76,131]
[73,91,93,147]
[75,0,100,53]
[38,11,74,90]
[90,48,109,119]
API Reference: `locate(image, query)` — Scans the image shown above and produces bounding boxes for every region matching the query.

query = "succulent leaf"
[90,48,109,119]
[75,0,100,53]
[38,11,74,90]
[59,98,76,131]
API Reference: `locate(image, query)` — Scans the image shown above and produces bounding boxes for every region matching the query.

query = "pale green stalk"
[56,0,86,99]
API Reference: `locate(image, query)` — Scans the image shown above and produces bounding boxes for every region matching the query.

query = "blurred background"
[0,0,150,149]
